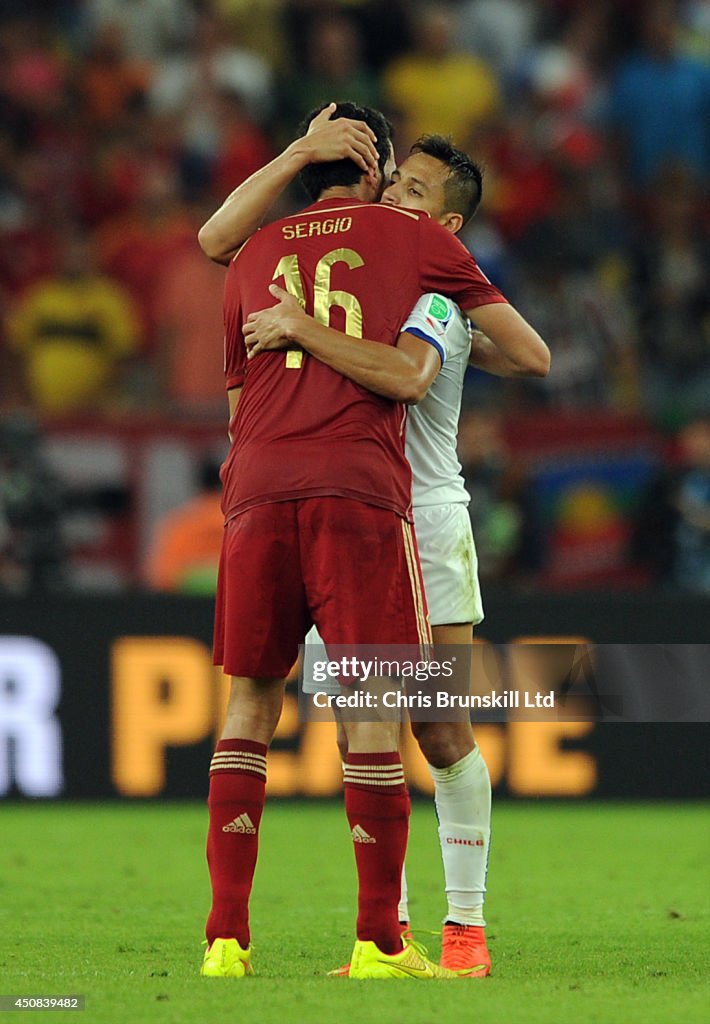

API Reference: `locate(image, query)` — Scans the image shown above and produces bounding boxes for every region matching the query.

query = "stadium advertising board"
[0,595,707,800]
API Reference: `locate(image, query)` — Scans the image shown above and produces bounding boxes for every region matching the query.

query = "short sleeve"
[401,293,461,365]
[418,218,508,313]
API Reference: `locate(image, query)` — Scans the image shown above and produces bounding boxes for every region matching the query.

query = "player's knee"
[342,719,399,754]
[412,721,473,769]
[222,676,285,743]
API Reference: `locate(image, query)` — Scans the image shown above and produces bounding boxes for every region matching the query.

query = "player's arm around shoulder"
[391,331,442,404]
[243,284,441,405]
[395,292,464,403]
[467,302,551,378]
[198,104,379,265]
[416,220,548,377]
[197,145,308,266]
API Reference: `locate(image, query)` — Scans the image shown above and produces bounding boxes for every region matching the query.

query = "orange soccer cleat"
[440,923,491,977]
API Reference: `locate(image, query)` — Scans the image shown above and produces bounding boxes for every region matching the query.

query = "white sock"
[398,865,409,925]
[429,744,491,927]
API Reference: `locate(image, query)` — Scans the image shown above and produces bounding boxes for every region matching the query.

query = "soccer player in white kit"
[294,277,492,975]
[199,109,550,976]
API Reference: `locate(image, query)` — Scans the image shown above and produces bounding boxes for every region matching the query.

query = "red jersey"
[221,197,506,522]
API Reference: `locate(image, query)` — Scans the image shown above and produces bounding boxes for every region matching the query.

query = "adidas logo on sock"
[222,813,256,834]
[351,824,376,844]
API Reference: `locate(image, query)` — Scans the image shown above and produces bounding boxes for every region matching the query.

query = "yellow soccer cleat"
[200,937,253,978]
[349,939,460,980]
[328,924,413,978]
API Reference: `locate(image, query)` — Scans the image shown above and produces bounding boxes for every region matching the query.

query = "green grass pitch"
[1,800,708,1023]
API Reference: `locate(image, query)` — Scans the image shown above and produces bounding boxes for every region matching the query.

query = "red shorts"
[213,497,430,678]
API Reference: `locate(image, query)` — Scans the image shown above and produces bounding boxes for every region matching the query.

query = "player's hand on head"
[306,102,338,135]
[244,285,305,358]
[304,102,378,173]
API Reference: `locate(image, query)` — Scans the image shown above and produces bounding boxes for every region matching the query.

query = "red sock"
[344,753,410,955]
[205,739,267,948]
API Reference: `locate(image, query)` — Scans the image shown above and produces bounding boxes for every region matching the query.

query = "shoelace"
[404,937,429,960]
[403,928,442,960]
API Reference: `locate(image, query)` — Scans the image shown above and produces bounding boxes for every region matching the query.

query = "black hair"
[409,135,483,225]
[297,101,394,202]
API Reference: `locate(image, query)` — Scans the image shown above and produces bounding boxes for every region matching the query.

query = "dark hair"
[297,101,394,202]
[410,135,483,225]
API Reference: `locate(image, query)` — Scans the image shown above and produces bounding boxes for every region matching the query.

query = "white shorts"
[302,502,483,694]
[414,502,484,628]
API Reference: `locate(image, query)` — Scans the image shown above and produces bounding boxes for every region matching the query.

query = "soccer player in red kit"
[203,102,519,980]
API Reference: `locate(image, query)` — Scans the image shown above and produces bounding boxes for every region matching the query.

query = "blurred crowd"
[0,0,708,592]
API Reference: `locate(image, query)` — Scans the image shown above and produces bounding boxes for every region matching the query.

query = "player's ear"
[363,164,379,193]
[439,211,464,235]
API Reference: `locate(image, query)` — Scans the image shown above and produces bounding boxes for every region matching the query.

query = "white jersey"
[302,293,481,674]
[402,293,472,507]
